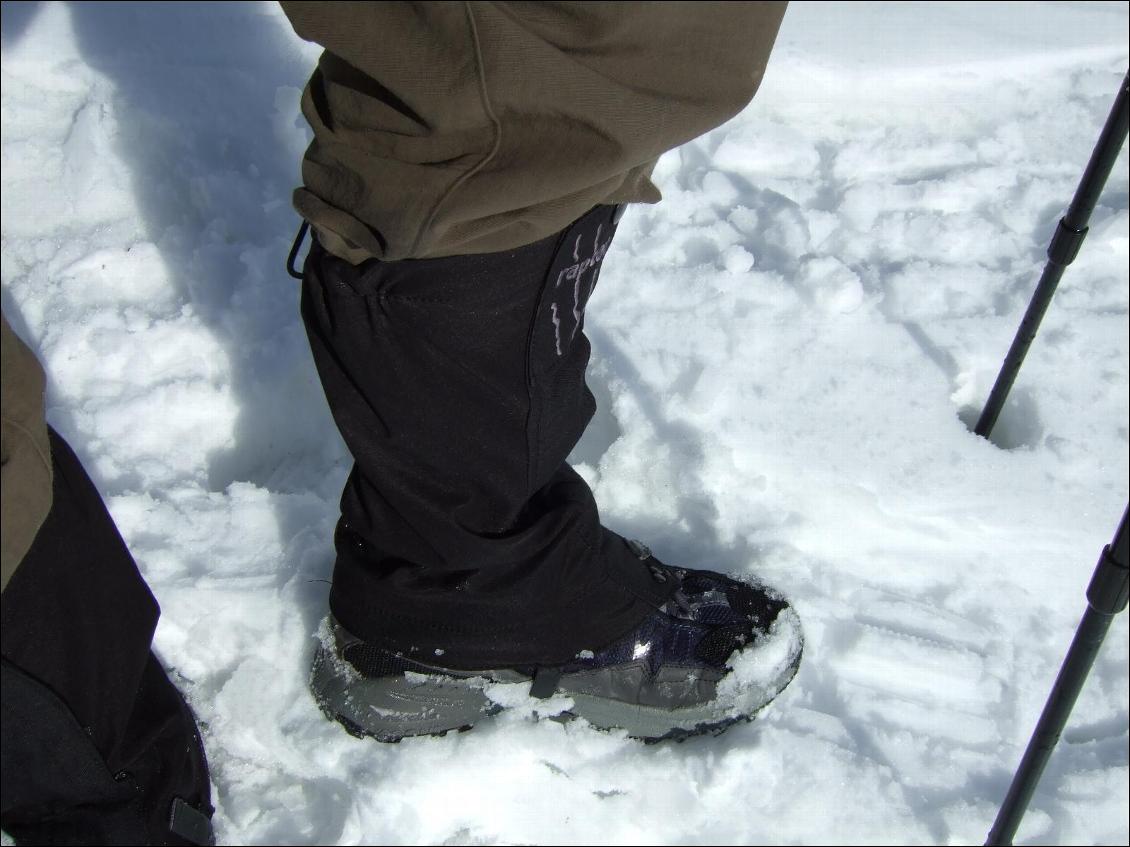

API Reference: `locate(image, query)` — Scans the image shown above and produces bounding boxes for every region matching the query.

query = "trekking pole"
[985,505,1129,846]
[975,70,1129,439]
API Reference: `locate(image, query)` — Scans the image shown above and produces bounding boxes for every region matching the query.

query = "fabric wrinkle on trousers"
[302,204,671,668]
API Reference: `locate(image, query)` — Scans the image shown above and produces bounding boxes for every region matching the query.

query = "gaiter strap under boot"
[301,204,671,668]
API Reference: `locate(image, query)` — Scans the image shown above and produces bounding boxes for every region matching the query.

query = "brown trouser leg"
[280,1,788,262]
[1,312,53,593]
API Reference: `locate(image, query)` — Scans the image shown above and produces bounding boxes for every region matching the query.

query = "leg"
[1,314,213,845]
[285,3,801,741]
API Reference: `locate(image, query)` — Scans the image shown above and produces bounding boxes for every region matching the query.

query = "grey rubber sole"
[310,611,803,743]
[310,643,517,742]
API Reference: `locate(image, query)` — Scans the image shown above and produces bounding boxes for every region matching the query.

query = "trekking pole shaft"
[975,71,1129,439]
[986,506,1129,846]
[1062,70,1130,230]
[974,261,1066,438]
[986,606,1114,846]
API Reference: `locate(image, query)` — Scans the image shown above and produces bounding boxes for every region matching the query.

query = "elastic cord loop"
[286,220,311,280]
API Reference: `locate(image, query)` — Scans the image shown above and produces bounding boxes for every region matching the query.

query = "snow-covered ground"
[2,1,1127,844]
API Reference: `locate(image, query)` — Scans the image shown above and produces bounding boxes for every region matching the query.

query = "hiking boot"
[310,538,803,742]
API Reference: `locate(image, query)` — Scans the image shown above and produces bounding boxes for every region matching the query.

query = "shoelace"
[629,538,697,618]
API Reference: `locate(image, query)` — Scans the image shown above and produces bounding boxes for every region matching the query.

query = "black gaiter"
[301,204,671,667]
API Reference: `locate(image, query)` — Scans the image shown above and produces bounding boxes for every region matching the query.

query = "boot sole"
[310,610,803,743]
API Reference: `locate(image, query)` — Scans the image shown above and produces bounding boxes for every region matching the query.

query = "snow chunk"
[798,256,866,313]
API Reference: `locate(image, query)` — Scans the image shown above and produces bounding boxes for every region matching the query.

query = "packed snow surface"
[2,2,1127,844]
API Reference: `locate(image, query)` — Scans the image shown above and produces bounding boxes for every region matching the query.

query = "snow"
[2,1,1127,844]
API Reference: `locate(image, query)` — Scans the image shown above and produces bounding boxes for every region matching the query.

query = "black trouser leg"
[1,430,213,846]
[301,205,668,667]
